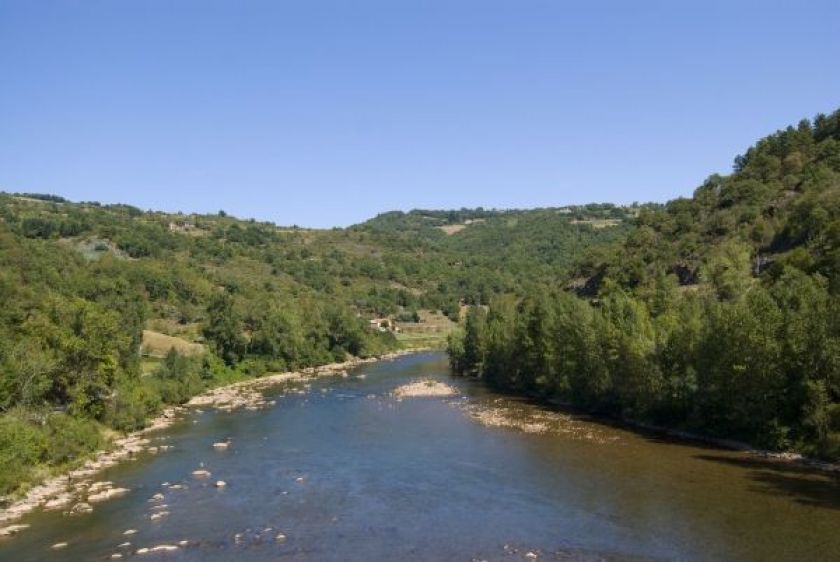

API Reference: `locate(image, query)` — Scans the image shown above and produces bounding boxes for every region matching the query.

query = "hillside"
[450,109,840,460]
[0,191,625,497]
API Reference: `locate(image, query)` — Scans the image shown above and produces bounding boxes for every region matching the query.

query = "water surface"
[2,352,839,561]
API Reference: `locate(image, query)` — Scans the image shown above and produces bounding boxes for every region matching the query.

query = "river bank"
[2,351,837,562]
[0,349,421,534]
[538,395,840,474]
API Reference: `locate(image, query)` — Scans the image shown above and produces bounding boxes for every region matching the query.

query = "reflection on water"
[1,352,838,561]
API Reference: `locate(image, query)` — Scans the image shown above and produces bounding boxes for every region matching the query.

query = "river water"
[2,352,839,561]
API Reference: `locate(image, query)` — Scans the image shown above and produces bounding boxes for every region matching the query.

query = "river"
[1,352,838,561]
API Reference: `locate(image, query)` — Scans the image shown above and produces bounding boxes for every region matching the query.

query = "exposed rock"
[215,480,227,488]
[43,494,74,511]
[69,502,93,515]
[191,469,211,478]
[149,511,170,521]
[150,492,165,502]
[123,529,138,535]
[392,379,458,398]
[0,524,30,537]
[88,487,130,503]
[275,532,287,543]
[212,441,229,450]
[150,544,179,552]
[51,542,68,550]
[88,481,113,493]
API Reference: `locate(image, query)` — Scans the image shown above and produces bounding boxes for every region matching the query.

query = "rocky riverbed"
[0,350,420,534]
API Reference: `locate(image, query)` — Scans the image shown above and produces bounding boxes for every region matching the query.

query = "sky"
[1,1,839,228]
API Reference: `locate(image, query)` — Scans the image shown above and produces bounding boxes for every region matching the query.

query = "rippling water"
[2,352,839,561]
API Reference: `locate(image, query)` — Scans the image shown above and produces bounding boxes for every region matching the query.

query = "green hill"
[450,108,840,461]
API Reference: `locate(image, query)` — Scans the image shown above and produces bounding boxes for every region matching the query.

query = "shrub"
[0,415,47,496]
[43,413,103,465]
[103,381,162,432]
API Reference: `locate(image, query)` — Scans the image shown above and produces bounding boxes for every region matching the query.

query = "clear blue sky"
[1,1,839,227]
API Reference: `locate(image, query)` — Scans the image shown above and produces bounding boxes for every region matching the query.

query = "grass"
[141,330,205,358]
[396,332,449,349]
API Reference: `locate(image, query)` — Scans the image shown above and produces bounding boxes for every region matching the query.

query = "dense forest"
[449,109,840,460]
[0,190,625,497]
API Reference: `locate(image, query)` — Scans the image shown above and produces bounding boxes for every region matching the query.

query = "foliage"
[450,109,840,460]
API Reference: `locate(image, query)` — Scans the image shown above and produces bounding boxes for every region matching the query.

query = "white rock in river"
[212,441,229,450]
[215,480,226,488]
[150,544,179,552]
[88,481,113,493]
[123,529,137,535]
[51,542,68,550]
[69,502,93,515]
[192,469,211,478]
[88,487,130,503]
[0,524,30,537]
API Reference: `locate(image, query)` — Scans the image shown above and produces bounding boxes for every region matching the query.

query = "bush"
[153,350,204,404]
[43,413,103,465]
[104,381,162,432]
[0,415,47,496]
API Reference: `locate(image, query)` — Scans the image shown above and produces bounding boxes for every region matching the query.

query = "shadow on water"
[694,454,840,510]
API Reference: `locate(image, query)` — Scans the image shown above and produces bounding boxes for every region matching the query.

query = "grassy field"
[140,330,206,358]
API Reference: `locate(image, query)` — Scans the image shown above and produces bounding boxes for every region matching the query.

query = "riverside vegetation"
[449,109,840,461]
[2,109,839,506]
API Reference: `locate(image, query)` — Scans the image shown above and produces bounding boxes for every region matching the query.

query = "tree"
[203,293,247,365]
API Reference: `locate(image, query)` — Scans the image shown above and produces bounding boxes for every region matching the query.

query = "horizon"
[3,189,647,229]
[2,1,839,228]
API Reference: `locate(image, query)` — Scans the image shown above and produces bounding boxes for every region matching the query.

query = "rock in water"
[0,524,30,537]
[69,502,93,515]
